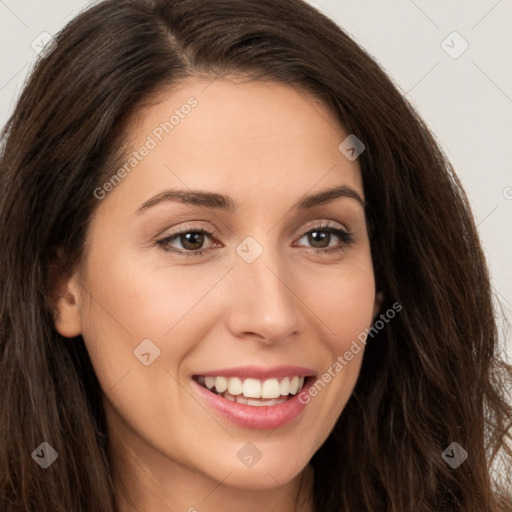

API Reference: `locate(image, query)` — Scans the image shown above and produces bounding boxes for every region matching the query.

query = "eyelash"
[156,222,354,258]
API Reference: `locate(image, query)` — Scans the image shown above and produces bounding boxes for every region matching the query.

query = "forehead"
[99,77,364,215]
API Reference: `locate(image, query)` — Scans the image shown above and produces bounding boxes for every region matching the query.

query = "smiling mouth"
[192,375,312,407]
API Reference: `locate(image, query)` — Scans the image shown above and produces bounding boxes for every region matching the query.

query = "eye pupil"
[308,231,330,248]
[181,232,204,250]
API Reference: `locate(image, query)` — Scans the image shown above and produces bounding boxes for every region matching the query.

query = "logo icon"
[237,442,263,468]
[338,134,365,161]
[236,236,264,264]
[32,442,58,469]
[31,32,58,58]
[441,442,468,468]
[441,31,469,59]
[134,338,161,366]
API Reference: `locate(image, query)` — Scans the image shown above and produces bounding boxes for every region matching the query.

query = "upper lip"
[193,365,316,380]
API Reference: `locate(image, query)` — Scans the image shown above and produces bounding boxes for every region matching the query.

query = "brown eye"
[157,228,217,257]
[296,225,354,253]
[306,230,332,249]
[179,232,206,251]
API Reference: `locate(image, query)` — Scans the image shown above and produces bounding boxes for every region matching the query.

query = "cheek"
[296,258,375,399]
[300,258,376,348]
[76,241,228,401]
[81,243,219,339]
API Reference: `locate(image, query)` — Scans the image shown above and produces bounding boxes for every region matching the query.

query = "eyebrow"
[134,184,365,215]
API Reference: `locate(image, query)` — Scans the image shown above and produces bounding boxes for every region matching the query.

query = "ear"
[372,291,384,320]
[53,272,83,338]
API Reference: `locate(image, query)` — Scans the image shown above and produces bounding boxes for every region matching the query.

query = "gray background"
[0,0,511,361]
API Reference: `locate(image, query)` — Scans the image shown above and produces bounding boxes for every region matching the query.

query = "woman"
[0,0,510,510]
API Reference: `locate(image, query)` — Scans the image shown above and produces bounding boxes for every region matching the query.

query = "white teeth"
[280,377,290,396]
[197,375,308,399]
[243,378,262,398]
[261,378,281,399]
[227,377,243,396]
[289,376,299,394]
[214,376,228,393]
[223,390,288,406]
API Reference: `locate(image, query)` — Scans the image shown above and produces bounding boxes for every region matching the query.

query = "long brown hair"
[1,1,511,510]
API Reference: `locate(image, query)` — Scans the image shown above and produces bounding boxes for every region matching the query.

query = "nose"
[223,241,301,344]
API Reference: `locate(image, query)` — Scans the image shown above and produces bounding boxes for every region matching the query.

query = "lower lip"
[190,378,314,430]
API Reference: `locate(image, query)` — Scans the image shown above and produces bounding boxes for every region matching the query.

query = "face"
[55,76,380,503]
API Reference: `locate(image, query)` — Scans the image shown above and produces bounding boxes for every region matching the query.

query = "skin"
[54,76,382,512]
